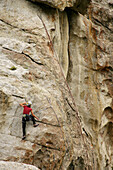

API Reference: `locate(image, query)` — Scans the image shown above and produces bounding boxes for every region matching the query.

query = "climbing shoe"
[33,124,39,127]
[22,136,26,140]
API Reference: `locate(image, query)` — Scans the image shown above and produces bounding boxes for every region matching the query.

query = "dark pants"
[22,114,36,136]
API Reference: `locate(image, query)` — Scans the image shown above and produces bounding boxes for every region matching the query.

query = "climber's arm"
[31,110,39,120]
[19,102,26,107]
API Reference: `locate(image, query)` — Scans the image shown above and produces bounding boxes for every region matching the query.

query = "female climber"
[20,101,39,140]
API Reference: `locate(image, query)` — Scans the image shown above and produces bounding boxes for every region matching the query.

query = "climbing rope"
[37,12,91,168]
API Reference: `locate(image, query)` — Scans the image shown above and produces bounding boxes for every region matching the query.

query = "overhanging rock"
[31,0,91,14]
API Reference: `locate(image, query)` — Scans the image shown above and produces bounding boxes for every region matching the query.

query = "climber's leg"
[30,115,39,127]
[22,116,26,139]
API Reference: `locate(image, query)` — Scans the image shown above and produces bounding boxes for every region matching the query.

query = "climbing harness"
[22,114,33,121]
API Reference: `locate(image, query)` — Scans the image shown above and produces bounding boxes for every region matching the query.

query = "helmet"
[28,101,32,105]
[27,101,32,107]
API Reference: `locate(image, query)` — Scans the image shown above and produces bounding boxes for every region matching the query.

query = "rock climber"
[19,101,39,140]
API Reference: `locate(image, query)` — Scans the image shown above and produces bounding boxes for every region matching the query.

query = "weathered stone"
[0,161,39,170]
[0,0,73,169]
[0,0,112,169]
[31,0,91,14]
[67,0,113,168]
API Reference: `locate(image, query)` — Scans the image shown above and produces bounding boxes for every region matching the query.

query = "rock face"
[31,0,90,14]
[0,161,39,170]
[67,0,113,169]
[0,0,112,169]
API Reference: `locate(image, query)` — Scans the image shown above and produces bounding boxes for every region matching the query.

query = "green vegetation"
[9,66,17,70]
[24,66,28,69]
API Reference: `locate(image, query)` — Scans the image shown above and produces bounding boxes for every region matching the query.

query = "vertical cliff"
[0,0,112,169]
[67,0,113,169]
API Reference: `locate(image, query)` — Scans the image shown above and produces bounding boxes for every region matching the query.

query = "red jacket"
[23,105,32,115]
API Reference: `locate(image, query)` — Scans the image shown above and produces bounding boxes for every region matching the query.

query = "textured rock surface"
[0,0,88,169]
[31,0,91,14]
[0,1,68,169]
[88,1,113,168]
[0,161,39,170]
[67,0,113,169]
[0,0,112,169]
